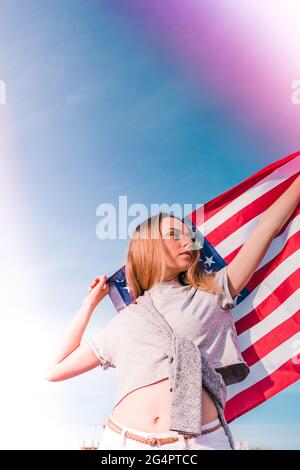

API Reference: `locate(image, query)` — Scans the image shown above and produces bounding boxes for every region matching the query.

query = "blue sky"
[0,0,299,449]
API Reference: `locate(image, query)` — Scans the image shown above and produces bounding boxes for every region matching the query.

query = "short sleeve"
[83,320,116,370]
[214,265,238,310]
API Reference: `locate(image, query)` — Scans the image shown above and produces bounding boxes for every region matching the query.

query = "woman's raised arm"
[226,174,300,299]
[45,274,109,381]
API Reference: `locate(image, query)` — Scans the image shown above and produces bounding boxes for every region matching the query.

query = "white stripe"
[251,215,300,268]
[215,214,261,258]
[217,212,300,262]
[202,155,300,236]
[227,331,300,400]
[238,289,300,351]
[232,250,300,322]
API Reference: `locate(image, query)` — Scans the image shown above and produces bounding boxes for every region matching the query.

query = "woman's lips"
[180,252,192,258]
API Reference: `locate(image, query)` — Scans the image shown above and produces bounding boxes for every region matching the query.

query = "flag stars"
[195,238,204,250]
[204,255,216,268]
[204,269,214,274]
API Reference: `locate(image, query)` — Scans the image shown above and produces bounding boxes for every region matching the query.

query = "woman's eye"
[170,230,181,239]
[186,232,196,242]
[169,230,196,241]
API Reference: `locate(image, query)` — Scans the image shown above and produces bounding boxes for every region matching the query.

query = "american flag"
[107,151,300,423]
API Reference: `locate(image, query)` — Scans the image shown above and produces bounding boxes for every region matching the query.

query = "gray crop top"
[84,265,250,412]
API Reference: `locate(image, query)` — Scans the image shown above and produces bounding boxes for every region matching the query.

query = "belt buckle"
[149,437,159,447]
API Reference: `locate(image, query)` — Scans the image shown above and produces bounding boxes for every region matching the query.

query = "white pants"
[98,416,233,450]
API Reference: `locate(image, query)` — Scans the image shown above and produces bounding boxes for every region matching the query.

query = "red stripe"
[225,245,244,264]
[225,355,300,423]
[242,309,300,367]
[240,231,299,293]
[206,173,299,246]
[236,268,300,336]
[273,204,300,239]
[223,207,300,264]
[190,151,300,227]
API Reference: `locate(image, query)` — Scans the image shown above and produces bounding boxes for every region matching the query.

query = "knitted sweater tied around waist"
[135,290,230,440]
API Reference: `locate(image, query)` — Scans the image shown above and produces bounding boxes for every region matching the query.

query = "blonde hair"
[125,212,224,302]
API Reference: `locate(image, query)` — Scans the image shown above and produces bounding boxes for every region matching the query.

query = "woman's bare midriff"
[111,377,219,433]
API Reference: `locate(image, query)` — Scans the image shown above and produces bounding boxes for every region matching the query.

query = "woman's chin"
[177,261,191,271]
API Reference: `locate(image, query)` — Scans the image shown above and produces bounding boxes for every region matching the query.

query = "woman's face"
[160,217,195,281]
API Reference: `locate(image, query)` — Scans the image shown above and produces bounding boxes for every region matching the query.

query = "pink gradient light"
[113,0,300,151]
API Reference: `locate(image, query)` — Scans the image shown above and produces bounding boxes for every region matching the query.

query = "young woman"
[46,175,300,450]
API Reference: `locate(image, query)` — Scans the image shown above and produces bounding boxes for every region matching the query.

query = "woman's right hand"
[83,274,110,309]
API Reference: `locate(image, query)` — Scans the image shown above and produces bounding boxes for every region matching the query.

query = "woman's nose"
[182,235,192,248]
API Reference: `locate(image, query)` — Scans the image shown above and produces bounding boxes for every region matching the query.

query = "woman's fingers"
[85,274,109,308]
[91,278,99,288]
[88,275,107,293]
[98,275,108,290]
